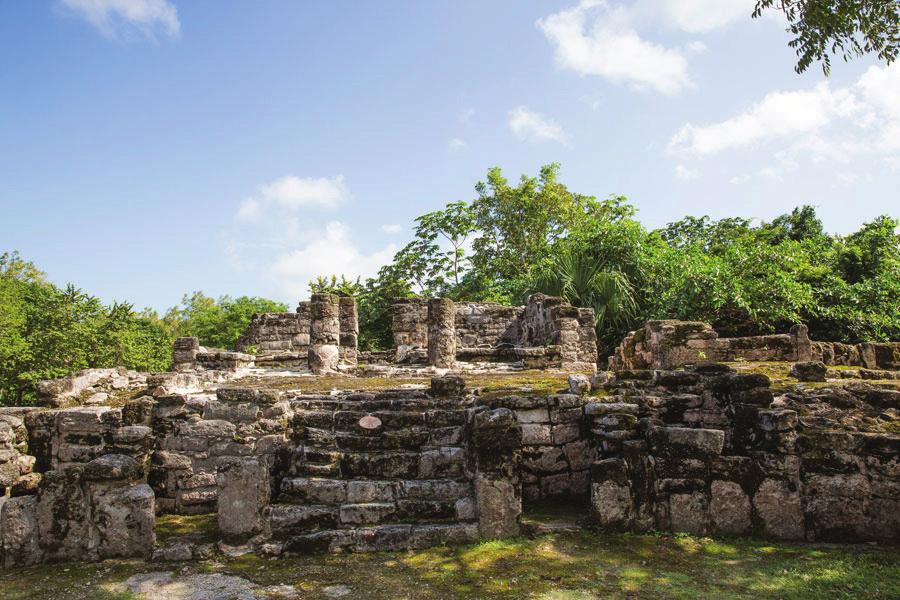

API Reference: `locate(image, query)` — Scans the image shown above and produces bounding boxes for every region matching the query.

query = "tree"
[165,292,288,350]
[532,248,637,349]
[754,0,900,74]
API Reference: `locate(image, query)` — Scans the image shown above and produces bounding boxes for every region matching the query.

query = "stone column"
[172,337,199,372]
[790,324,812,362]
[470,407,522,538]
[339,296,359,369]
[428,298,457,368]
[392,298,428,363]
[216,457,270,546]
[308,293,340,374]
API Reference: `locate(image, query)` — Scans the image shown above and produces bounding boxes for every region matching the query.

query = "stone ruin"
[1,308,898,569]
[611,320,900,372]
[392,293,598,371]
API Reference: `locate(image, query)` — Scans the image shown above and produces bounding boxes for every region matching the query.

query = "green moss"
[3,532,898,600]
[155,513,219,543]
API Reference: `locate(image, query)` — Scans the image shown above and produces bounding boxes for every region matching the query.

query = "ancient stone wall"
[587,365,900,541]
[173,337,254,372]
[454,302,522,349]
[0,454,154,567]
[235,310,310,365]
[478,394,593,502]
[393,294,598,370]
[392,298,429,363]
[610,321,814,371]
[812,340,900,369]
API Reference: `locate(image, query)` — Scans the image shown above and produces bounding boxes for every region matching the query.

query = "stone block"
[475,475,520,538]
[216,458,270,544]
[649,426,724,457]
[669,492,708,534]
[709,480,751,534]
[753,479,804,540]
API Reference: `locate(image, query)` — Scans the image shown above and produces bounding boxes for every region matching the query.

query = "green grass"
[2,532,897,599]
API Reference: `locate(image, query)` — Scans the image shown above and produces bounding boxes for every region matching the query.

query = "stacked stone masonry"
[588,364,900,541]
[394,294,598,371]
[611,320,899,372]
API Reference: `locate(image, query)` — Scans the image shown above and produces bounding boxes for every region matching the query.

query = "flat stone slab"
[119,571,301,600]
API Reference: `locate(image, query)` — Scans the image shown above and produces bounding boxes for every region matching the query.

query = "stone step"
[270,500,466,534]
[279,522,480,553]
[277,476,472,505]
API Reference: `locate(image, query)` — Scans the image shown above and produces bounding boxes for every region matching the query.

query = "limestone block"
[753,479,804,540]
[427,298,457,369]
[669,492,708,534]
[269,504,339,536]
[340,502,396,525]
[216,458,270,544]
[279,477,348,504]
[1,495,42,567]
[475,475,520,538]
[709,480,751,534]
[591,480,632,529]
[790,361,827,382]
[649,426,725,457]
[89,483,155,559]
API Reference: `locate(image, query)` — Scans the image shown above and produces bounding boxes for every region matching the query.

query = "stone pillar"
[216,457,270,546]
[790,324,812,362]
[172,337,199,372]
[392,298,428,363]
[470,407,522,538]
[308,293,340,374]
[339,296,359,369]
[428,298,457,368]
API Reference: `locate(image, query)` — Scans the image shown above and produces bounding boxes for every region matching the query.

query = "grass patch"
[2,532,898,600]
[155,513,219,544]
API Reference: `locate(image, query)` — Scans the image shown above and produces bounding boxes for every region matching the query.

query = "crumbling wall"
[587,365,900,541]
[455,303,522,349]
[393,294,598,370]
[148,387,292,514]
[0,454,154,567]
[610,321,813,370]
[235,310,310,364]
[173,337,254,372]
[479,394,593,502]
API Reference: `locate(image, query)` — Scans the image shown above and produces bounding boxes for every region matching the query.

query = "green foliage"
[754,0,900,74]
[0,252,174,405]
[310,166,897,353]
[163,292,288,350]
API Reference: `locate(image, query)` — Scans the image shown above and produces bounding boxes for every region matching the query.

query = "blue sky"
[1,0,898,312]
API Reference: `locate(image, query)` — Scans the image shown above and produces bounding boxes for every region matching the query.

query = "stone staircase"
[268,391,480,553]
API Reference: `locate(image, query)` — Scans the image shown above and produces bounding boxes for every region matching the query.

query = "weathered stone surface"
[709,480,751,534]
[753,479,804,540]
[217,458,270,544]
[669,492,708,534]
[427,298,457,369]
[568,374,591,395]
[791,361,827,382]
[90,483,155,559]
[475,475,520,538]
[649,427,725,457]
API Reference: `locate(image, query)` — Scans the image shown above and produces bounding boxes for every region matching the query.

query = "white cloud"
[508,106,571,145]
[537,1,691,95]
[60,0,180,38]
[674,164,699,180]
[686,40,707,54]
[858,63,900,151]
[258,175,349,210]
[640,0,753,34]
[729,174,752,185]
[459,108,475,124]
[270,222,397,301]
[381,224,402,234]
[448,138,467,152]
[669,82,863,156]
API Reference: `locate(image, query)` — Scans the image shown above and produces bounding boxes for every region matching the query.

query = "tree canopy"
[754,0,900,74]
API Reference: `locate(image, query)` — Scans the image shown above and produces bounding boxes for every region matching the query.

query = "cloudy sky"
[1,0,898,311]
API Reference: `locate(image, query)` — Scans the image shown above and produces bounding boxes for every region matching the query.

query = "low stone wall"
[392,294,598,370]
[479,394,594,502]
[0,454,154,567]
[35,367,148,408]
[610,321,814,370]
[235,311,310,365]
[588,366,900,541]
[173,337,254,372]
[455,303,522,348]
[812,341,900,369]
